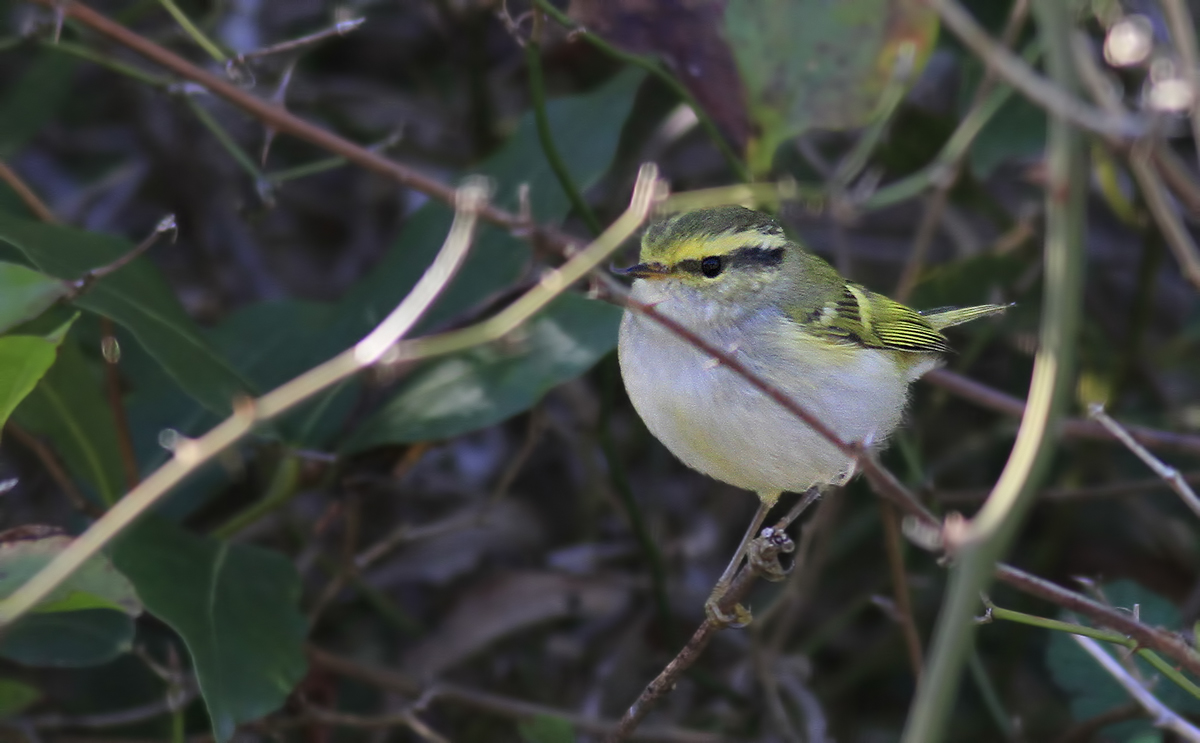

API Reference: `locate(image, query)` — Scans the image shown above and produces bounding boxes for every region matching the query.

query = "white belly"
[617,288,935,496]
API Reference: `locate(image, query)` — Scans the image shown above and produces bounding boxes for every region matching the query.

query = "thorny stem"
[903,1,1086,738]
[983,601,1200,702]
[231,17,365,66]
[32,0,529,234]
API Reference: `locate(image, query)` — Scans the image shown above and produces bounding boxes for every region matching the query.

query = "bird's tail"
[920,303,1011,330]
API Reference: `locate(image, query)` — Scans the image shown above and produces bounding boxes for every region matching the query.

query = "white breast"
[617,282,936,496]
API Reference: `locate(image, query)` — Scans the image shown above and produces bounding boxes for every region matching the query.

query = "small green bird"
[616,205,1006,623]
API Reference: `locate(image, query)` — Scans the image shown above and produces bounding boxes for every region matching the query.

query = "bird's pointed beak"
[612,262,671,280]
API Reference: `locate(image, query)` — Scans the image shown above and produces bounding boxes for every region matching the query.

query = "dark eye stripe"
[674,245,785,276]
[676,246,787,277]
[729,245,785,268]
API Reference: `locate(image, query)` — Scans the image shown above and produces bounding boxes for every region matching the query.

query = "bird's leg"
[705,493,778,628]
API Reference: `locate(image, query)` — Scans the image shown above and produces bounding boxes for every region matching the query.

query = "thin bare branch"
[881,500,923,680]
[4,424,100,517]
[69,215,177,298]
[299,707,451,743]
[33,0,533,237]
[232,17,365,66]
[994,564,1200,677]
[1088,404,1200,520]
[1128,143,1200,289]
[1162,0,1200,174]
[927,0,1145,140]
[606,528,796,742]
[1071,633,1200,741]
[0,160,56,223]
[24,686,198,729]
[306,647,728,743]
[925,368,1200,456]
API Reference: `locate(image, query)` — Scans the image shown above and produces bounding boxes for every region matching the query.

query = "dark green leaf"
[335,67,644,344]
[344,294,621,450]
[0,527,141,615]
[112,518,308,743]
[0,262,68,334]
[0,50,77,158]
[0,609,134,668]
[13,338,126,505]
[909,252,1028,310]
[0,525,139,669]
[963,59,1046,178]
[518,714,575,743]
[1046,580,1200,740]
[206,299,351,446]
[725,0,938,171]
[200,69,643,449]
[0,678,41,718]
[0,214,252,414]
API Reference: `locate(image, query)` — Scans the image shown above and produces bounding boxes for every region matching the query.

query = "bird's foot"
[749,527,795,582]
[704,528,796,628]
[704,592,753,629]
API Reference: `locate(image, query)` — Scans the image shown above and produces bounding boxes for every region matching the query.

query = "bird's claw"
[705,597,753,628]
[749,527,795,582]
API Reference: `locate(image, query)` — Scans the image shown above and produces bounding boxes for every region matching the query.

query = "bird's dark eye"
[700,256,723,278]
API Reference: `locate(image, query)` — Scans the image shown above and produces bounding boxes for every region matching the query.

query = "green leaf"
[965,62,1046,178]
[194,69,643,449]
[13,337,127,505]
[335,67,644,343]
[0,609,134,668]
[909,251,1028,310]
[112,518,308,743]
[518,714,575,743]
[344,294,621,451]
[724,0,937,171]
[0,50,77,159]
[0,335,59,432]
[206,299,351,446]
[0,678,41,719]
[0,262,68,334]
[1046,580,1200,740]
[0,214,252,414]
[0,526,142,615]
[0,524,139,668]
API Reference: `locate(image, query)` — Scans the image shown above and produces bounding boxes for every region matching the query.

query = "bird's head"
[615,206,800,319]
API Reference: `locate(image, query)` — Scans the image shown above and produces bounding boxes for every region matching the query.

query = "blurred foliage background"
[2,0,1200,741]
